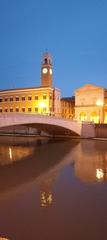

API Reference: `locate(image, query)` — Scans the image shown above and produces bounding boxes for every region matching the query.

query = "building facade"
[75,84,107,123]
[61,97,75,119]
[0,53,61,116]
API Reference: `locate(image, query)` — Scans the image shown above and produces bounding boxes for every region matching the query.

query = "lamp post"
[96,99,104,123]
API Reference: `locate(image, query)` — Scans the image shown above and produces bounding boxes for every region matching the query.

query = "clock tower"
[41,52,53,87]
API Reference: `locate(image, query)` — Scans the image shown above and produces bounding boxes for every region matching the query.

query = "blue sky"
[0,0,107,96]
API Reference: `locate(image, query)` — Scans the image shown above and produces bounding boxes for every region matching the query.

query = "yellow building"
[75,84,107,123]
[0,53,61,116]
[61,97,75,119]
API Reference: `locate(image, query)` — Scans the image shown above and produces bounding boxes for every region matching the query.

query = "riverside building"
[75,84,107,123]
[61,96,75,119]
[0,53,61,116]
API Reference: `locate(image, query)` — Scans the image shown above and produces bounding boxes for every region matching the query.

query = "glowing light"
[96,169,104,180]
[42,68,48,74]
[96,99,104,106]
[39,101,46,108]
[9,147,12,160]
[41,191,52,207]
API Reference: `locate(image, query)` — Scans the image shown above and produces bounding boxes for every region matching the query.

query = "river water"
[0,136,107,240]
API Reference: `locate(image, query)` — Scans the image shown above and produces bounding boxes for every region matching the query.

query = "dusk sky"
[0,0,107,96]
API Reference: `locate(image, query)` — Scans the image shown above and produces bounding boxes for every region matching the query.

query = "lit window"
[43,94,47,100]
[16,97,19,101]
[35,95,38,100]
[28,96,32,101]
[10,97,13,101]
[16,107,19,112]
[22,107,25,112]
[43,107,47,112]
[22,96,25,101]
[35,107,38,112]
[28,107,32,112]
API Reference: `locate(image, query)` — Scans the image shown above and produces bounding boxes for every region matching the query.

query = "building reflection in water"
[96,168,104,180]
[72,140,107,183]
[0,237,9,240]
[40,177,53,207]
[0,136,78,197]
[41,191,52,207]
[0,136,107,203]
[38,173,58,207]
[0,145,34,166]
[0,136,46,166]
[9,147,12,161]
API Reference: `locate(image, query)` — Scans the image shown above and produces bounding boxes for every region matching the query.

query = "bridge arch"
[0,113,82,136]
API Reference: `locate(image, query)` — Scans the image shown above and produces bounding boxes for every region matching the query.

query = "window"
[44,58,47,64]
[5,98,8,102]
[16,97,19,101]
[16,107,19,112]
[28,107,32,112]
[0,98,3,102]
[22,96,25,101]
[35,107,38,112]
[5,108,8,112]
[43,94,47,100]
[10,108,13,112]
[50,94,52,100]
[10,97,13,101]
[43,107,47,112]
[35,95,38,100]
[0,108,2,112]
[28,96,32,101]
[50,107,52,112]
[22,107,25,112]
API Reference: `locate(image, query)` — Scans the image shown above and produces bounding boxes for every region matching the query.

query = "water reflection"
[0,136,49,166]
[0,137,107,198]
[0,137,107,240]
[0,136,78,195]
[0,237,9,240]
[72,140,107,183]
[38,172,58,207]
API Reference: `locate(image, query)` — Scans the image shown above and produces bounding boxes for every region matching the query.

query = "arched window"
[79,112,87,121]
[90,112,98,123]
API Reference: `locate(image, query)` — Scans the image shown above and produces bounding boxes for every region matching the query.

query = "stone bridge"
[0,113,95,137]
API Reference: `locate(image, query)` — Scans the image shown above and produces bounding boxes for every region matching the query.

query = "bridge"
[0,113,95,137]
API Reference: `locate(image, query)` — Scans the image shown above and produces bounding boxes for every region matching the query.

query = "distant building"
[61,96,75,119]
[0,53,61,116]
[75,84,107,123]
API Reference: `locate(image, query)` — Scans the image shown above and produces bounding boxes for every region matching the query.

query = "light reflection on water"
[0,136,107,240]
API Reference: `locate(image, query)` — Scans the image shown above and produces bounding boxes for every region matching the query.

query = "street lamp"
[96,99,104,123]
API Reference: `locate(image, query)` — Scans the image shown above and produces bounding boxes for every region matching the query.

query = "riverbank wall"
[95,124,107,138]
[0,126,40,135]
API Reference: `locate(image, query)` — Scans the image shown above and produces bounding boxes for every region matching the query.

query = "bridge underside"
[21,123,79,136]
[0,123,79,136]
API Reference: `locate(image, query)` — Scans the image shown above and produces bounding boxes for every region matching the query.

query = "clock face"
[42,68,48,74]
[49,69,52,75]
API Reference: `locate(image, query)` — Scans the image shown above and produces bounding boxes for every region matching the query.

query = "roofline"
[0,86,60,94]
